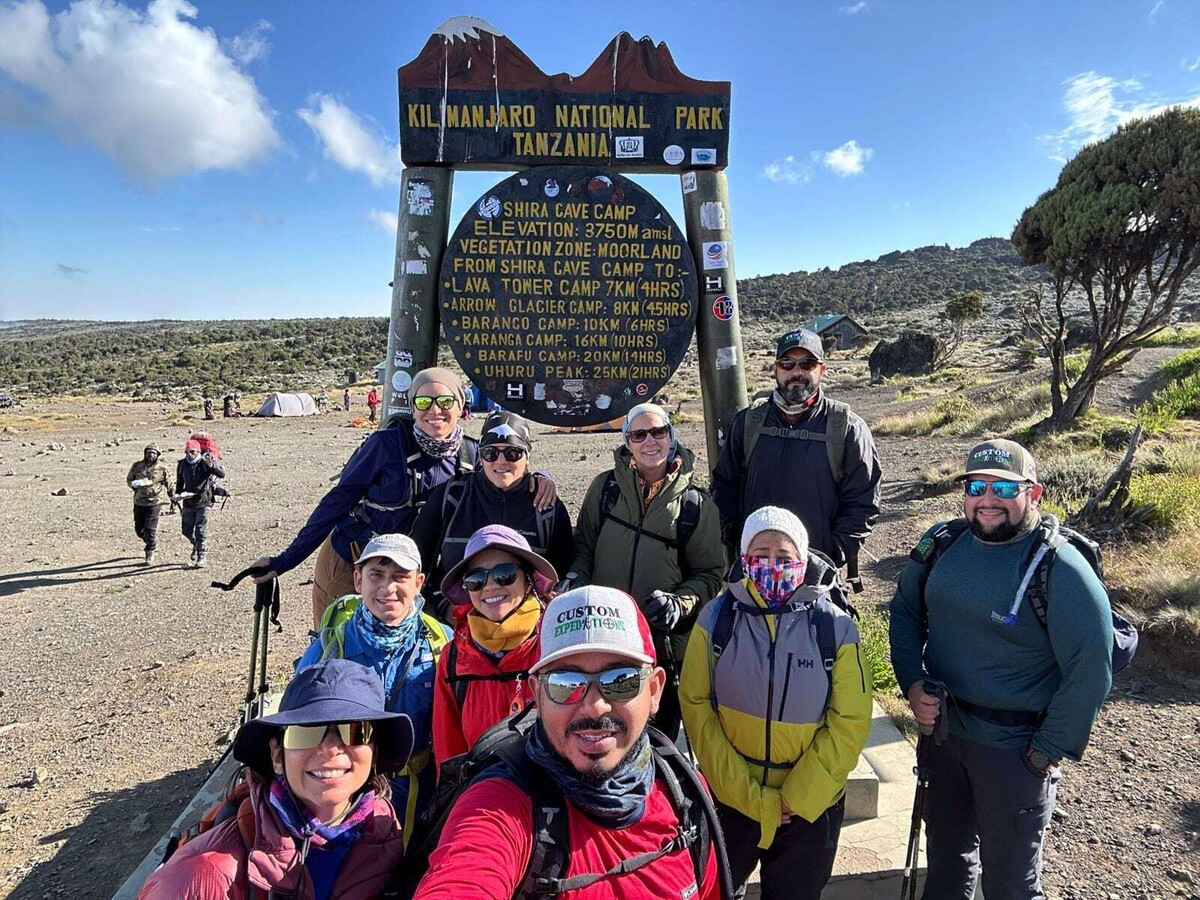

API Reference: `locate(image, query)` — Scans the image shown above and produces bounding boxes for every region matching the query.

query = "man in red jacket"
[414,586,722,899]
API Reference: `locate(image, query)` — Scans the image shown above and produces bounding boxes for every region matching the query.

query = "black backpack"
[440,473,556,555]
[399,708,733,900]
[710,550,856,711]
[911,513,1137,674]
[597,472,704,569]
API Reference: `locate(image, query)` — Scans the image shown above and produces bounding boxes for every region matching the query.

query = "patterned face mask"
[742,555,807,606]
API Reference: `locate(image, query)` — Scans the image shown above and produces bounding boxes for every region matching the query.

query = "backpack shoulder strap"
[445,640,467,710]
[822,399,851,483]
[598,471,621,525]
[741,400,771,467]
[457,438,477,474]
[810,601,839,712]
[438,474,471,549]
[910,518,969,624]
[318,595,358,661]
[421,613,451,658]
[535,503,556,556]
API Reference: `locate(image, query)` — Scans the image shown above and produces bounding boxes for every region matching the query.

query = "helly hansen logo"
[795,658,815,670]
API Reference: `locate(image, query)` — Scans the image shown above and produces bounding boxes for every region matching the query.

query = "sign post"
[681,170,748,464]
[382,167,453,424]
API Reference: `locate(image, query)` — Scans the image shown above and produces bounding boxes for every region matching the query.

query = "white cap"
[354,533,421,571]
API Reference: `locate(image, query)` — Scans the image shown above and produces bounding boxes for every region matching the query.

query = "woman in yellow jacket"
[680,506,872,900]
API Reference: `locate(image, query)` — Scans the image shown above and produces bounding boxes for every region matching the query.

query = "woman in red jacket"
[138,659,410,900]
[432,525,558,767]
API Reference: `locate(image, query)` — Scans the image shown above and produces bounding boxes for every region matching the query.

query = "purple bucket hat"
[440,524,558,606]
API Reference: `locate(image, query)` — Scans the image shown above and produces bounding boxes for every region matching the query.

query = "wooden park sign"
[386,17,746,456]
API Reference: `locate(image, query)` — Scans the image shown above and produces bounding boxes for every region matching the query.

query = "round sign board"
[439,166,698,426]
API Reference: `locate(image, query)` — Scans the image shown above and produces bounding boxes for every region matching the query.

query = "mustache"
[568,715,628,735]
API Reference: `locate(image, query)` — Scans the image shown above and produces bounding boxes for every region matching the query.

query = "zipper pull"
[511,673,524,713]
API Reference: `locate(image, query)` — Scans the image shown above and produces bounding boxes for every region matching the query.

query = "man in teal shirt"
[890,439,1112,899]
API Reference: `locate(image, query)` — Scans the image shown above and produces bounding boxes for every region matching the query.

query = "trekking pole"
[211,566,281,725]
[661,637,698,765]
[901,682,945,900]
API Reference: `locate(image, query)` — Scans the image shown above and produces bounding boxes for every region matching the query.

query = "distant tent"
[254,392,319,417]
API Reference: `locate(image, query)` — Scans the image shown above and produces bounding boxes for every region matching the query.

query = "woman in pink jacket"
[139,659,410,899]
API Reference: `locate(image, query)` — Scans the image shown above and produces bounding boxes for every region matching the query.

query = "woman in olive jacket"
[571,402,725,741]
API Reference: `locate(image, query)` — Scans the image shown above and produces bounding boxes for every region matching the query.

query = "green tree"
[1013,107,1200,429]
[935,289,985,366]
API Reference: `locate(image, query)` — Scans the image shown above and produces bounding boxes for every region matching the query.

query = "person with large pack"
[679,506,871,900]
[711,327,881,590]
[410,410,573,621]
[296,533,451,845]
[251,368,557,630]
[570,402,725,743]
[126,442,172,566]
[431,525,557,767]
[890,439,1121,900]
[409,585,733,900]
[138,658,410,899]
[176,437,226,569]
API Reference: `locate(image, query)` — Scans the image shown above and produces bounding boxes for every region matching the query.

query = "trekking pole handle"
[918,681,946,737]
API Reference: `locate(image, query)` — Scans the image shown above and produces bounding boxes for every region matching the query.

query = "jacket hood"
[610,442,697,498]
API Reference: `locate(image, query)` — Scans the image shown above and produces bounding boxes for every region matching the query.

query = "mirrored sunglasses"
[480,445,527,463]
[540,666,650,705]
[282,721,374,750]
[413,394,457,411]
[626,425,670,444]
[776,357,821,372]
[461,562,523,593]
[964,479,1030,500]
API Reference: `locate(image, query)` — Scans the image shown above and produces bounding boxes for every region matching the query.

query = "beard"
[557,714,639,783]
[967,506,1039,543]
[779,377,817,406]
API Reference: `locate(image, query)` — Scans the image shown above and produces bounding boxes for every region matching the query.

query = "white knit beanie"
[740,506,809,557]
[621,402,674,443]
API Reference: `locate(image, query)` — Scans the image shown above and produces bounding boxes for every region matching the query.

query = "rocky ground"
[0,353,1196,898]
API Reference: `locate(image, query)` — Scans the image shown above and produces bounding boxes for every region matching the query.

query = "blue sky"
[1,0,1198,321]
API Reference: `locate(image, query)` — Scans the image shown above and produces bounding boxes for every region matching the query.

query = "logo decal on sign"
[663,145,685,166]
[691,148,716,165]
[544,179,560,198]
[712,295,734,321]
[477,195,502,219]
[700,201,726,231]
[506,382,525,400]
[615,136,644,158]
[702,241,728,270]
[407,181,433,216]
[396,349,413,368]
[636,383,649,396]
[681,172,697,194]
[705,275,724,293]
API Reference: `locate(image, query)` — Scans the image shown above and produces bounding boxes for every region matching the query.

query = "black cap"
[480,410,532,451]
[775,328,825,362]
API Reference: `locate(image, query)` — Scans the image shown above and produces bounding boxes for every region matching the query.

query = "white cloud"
[839,2,868,13]
[1184,56,1200,71]
[1149,0,1164,19]
[762,155,813,184]
[140,224,181,232]
[821,139,874,177]
[0,0,279,184]
[297,94,401,188]
[225,19,272,65]
[365,209,398,233]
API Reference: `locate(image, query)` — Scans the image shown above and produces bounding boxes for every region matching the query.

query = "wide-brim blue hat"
[234,658,414,780]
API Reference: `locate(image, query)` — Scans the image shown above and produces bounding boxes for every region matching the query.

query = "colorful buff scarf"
[742,555,808,607]
[526,720,655,828]
[413,422,464,460]
[351,596,422,657]
[268,774,376,849]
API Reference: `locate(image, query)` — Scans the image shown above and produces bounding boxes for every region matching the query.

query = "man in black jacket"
[712,328,881,575]
[175,439,226,569]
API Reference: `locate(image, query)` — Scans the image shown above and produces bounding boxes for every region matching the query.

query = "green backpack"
[316,595,451,663]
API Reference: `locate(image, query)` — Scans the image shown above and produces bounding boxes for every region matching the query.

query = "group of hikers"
[136,326,1117,900]
[126,436,225,568]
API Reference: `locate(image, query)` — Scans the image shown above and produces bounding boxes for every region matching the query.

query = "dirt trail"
[0,354,1196,898]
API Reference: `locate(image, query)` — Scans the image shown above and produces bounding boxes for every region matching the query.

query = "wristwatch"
[1026,748,1056,773]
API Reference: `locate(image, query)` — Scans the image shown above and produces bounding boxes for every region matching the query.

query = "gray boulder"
[869,330,941,381]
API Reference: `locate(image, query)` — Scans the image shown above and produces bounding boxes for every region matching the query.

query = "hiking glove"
[643,591,683,632]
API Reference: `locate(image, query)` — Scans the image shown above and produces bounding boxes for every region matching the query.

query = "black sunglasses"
[539,666,650,705]
[627,425,670,444]
[461,562,524,593]
[480,445,527,463]
[776,357,821,372]
[413,394,457,411]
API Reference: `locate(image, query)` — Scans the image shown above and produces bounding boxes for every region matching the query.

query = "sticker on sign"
[691,148,717,165]
[615,136,644,158]
[702,241,729,270]
[663,145,685,166]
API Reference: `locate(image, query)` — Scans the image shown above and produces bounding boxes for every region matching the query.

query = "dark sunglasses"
[282,721,374,750]
[480,445,527,463]
[627,425,670,444]
[461,562,524,593]
[539,666,650,705]
[413,394,457,411]
[776,357,821,372]
[964,479,1031,499]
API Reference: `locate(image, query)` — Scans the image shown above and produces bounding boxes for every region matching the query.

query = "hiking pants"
[181,506,212,555]
[922,732,1060,900]
[718,795,844,900]
[133,503,161,551]
[311,535,357,630]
